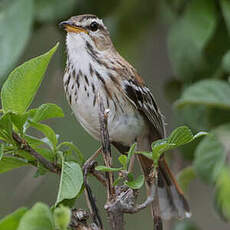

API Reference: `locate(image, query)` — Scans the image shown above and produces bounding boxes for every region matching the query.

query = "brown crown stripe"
[78,15,97,22]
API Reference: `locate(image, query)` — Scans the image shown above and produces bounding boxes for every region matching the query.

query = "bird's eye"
[89,21,99,31]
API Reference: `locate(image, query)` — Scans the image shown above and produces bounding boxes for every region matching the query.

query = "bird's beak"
[59,21,88,34]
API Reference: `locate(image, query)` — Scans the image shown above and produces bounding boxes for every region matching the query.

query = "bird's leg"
[83,146,106,186]
[83,147,102,175]
[83,147,104,229]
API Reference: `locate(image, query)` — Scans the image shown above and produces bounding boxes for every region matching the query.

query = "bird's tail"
[137,154,191,220]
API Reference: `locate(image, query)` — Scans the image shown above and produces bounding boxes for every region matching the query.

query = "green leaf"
[10,113,29,134]
[193,131,208,139]
[0,207,28,230]
[221,0,230,35]
[0,157,28,174]
[32,103,64,123]
[95,165,122,172]
[175,80,230,109]
[168,0,217,80]
[0,144,3,160]
[24,135,46,148]
[0,113,13,143]
[215,167,230,220]
[9,110,36,134]
[127,143,136,164]
[151,126,207,159]
[56,160,83,205]
[34,147,54,162]
[136,151,152,160]
[113,177,123,186]
[53,205,71,230]
[57,142,84,166]
[177,167,196,193]
[35,0,76,23]
[17,203,54,230]
[168,126,193,145]
[194,132,227,185]
[28,121,57,150]
[125,175,145,190]
[152,140,176,156]
[0,0,33,82]
[118,155,127,169]
[1,43,59,113]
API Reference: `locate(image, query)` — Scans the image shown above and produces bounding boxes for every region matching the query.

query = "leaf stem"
[12,131,61,174]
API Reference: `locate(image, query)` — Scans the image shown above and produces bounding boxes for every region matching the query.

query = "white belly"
[65,72,146,147]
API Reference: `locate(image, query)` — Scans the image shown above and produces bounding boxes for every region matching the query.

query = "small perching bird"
[60,14,191,221]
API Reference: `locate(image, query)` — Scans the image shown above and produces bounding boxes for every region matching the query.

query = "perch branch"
[98,97,115,200]
[98,97,157,230]
[12,131,60,174]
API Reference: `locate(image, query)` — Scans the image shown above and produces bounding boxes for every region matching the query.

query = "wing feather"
[123,78,165,138]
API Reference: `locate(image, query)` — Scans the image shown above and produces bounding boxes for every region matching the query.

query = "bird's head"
[59,14,113,52]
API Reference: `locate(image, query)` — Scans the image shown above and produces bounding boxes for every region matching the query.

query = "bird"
[59,14,191,222]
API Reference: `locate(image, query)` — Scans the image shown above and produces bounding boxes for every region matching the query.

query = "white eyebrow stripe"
[80,18,104,27]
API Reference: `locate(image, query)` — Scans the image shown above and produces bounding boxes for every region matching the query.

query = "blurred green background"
[1,0,230,229]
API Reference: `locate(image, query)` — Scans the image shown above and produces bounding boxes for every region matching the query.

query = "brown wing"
[122,77,166,139]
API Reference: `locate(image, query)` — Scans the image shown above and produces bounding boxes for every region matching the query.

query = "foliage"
[0,203,72,230]
[0,45,83,229]
[96,127,206,189]
[165,0,230,224]
[0,0,33,83]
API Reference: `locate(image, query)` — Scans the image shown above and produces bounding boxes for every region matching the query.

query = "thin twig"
[12,131,60,174]
[99,97,125,230]
[83,147,103,229]
[122,185,156,214]
[98,96,115,199]
[152,170,163,230]
[91,170,107,187]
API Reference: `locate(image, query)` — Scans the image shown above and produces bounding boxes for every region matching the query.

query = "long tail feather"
[138,154,191,220]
